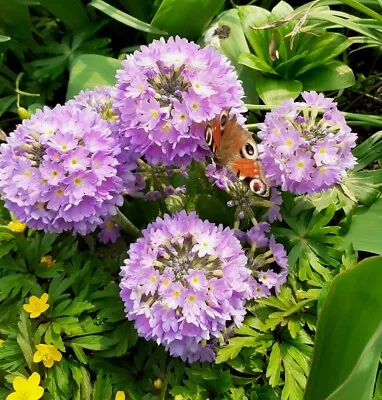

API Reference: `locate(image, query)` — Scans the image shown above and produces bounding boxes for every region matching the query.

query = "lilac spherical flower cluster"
[258,91,357,194]
[114,36,246,166]
[246,222,288,297]
[0,105,124,235]
[120,211,254,362]
[68,86,145,198]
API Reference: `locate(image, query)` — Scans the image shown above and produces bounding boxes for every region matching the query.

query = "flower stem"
[113,209,140,237]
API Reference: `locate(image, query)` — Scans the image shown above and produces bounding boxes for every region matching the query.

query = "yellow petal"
[29,311,41,319]
[40,293,49,304]
[23,304,33,313]
[29,296,40,305]
[115,392,126,400]
[28,372,41,387]
[33,351,43,363]
[12,375,27,392]
[30,386,44,400]
[6,392,21,400]
[40,303,49,313]
[53,350,62,362]
[43,359,54,368]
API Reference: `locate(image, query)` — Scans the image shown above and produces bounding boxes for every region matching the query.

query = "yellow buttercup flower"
[33,344,62,368]
[115,392,125,400]
[40,255,55,268]
[7,220,27,233]
[23,293,49,318]
[6,372,44,400]
[0,339,4,347]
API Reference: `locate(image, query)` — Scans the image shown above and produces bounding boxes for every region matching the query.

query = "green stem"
[245,104,273,111]
[246,123,260,130]
[113,209,140,237]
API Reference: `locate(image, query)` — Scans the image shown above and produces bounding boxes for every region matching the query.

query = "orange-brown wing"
[231,159,263,179]
[204,114,223,153]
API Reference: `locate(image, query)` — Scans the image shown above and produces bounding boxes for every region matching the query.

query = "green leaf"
[0,35,10,42]
[254,74,302,105]
[238,52,277,75]
[304,256,382,400]
[89,0,167,35]
[210,9,258,103]
[344,198,382,254]
[150,0,224,40]
[194,194,233,226]
[38,0,90,31]
[267,343,281,387]
[298,61,355,91]
[17,312,34,370]
[67,54,121,100]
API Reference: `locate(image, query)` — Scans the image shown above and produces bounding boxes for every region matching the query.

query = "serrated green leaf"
[267,343,281,387]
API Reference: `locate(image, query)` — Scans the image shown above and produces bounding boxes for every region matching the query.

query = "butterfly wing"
[205,109,270,198]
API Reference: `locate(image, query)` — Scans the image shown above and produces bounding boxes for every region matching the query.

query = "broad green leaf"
[0,0,33,43]
[38,0,90,31]
[194,194,233,226]
[238,52,277,75]
[238,5,271,63]
[67,54,121,99]
[210,9,258,103]
[89,0,167,35]
[254,75,302,105]
[344,199,382,254]
[298,61,355,91]
[150,0,224,40]
[304,256,382,400]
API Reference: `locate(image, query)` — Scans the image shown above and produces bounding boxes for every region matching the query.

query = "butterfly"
[204,109,270,197]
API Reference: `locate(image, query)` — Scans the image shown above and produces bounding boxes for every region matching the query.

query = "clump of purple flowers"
[68,86,145,198]
[0,105,124,235]
[114,36,246,166]
[258,91,357,194]
[120,211,254,362]
[120,211,288,362]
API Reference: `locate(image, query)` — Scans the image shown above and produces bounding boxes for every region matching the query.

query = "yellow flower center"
[296,162,304,169]
[24,170,31,177]
[192,277,199,284]
[192,103,199,110]
[106,221,114,230]
[319,167,326,173]
[56,189,64,196]
[74,178,82,185]
[319,148,326,154]
[51,170,58,177]
[180,114,186,121]
[188,295,196,303]
[273,128,280,134]
[162,123,171,132]
[173,290,181,298]
[71,159,78,165]
[41,179,48,184]
[163,279,169,287]
[61,144,68,151]
[151,110,159,118]
[286,139,293,147]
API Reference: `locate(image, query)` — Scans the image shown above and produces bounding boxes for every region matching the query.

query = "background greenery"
[0,0,381,399]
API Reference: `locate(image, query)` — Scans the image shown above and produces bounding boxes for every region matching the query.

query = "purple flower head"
[114,36,246,166]
[119,211,253,362]
[0,104,124,235]
[68,86,145,198]
[258,91,357,194]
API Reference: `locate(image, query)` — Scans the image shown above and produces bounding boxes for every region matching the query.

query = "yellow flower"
[153,378,163,390]
[23,293,49,318]
[6,372,44,400]
[0,339,4,347]
[115,392,125,400]
[33,344,62,368]
[7,220,27,233]
[40,255,55,268]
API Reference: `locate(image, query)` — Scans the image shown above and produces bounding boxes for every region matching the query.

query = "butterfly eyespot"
[220,110,229,131]
[204,125,213,147]
[241,139,259,160]
[249,178,269,197]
